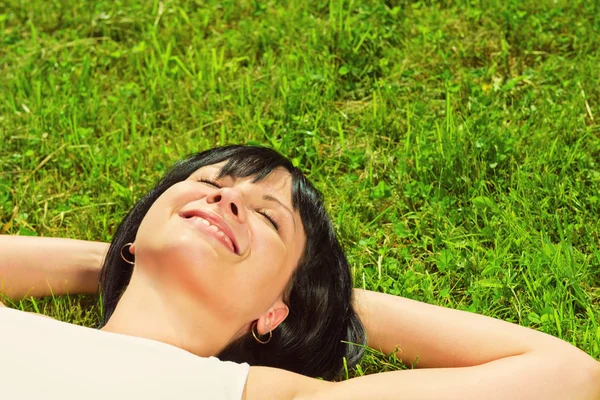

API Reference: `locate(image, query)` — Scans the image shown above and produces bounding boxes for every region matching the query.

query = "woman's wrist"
[72,240,109,294]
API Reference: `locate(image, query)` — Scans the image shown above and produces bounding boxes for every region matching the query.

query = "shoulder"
[0,305,55,320]
[0,310,250,400]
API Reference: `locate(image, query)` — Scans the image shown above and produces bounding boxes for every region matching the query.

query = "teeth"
[223,235,234,250]
[189,215,235,253]
[192,216,221,234]
[219,232,232,246]
[199,218,210,226]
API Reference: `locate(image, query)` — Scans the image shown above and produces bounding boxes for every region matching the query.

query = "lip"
[178,209,240,254]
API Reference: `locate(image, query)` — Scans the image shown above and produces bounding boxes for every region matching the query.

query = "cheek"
[135,183,205,247]
[247,235,290,290]
[134,192,221,289]
[218,231,291,314]
[251,223,288,275]
[135,203,168,249]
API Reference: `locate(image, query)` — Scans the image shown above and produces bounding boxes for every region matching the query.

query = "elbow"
[561,353,600,400]
[586,359,600,399]
[533,348,600,400]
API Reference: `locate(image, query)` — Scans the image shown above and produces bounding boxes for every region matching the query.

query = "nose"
[206,187,247,222]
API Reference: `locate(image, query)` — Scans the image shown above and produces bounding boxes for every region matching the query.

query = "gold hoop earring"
[120,243,135,265]
[251,322,272,344]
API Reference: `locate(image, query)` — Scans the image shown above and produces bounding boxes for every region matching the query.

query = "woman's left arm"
[353,288,599,369]
[0,235,107,300]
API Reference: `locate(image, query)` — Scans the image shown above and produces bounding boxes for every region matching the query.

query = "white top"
[0,307,249,400]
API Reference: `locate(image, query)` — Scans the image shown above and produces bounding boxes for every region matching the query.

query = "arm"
[242,290,600,400]
[0,235,107,300]
[244,354,600,400]
[353,288,597,368]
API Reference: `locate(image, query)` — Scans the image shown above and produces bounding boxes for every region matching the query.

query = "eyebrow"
[263,194,296,231]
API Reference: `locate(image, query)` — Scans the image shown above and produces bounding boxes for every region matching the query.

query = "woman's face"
[133,162,306,331]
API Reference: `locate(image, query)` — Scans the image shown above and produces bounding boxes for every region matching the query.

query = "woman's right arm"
[0,235,107,300]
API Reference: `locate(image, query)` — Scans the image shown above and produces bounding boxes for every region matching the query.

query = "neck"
[100,270,234,357]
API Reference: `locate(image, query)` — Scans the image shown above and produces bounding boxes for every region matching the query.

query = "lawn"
[1,0,599,375]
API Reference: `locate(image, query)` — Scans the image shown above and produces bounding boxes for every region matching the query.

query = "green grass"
[1,0,599,375]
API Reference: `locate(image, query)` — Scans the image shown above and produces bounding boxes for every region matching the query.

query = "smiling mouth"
[180,214,238,254]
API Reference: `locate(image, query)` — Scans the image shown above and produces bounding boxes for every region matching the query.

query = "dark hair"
[98,145,366,380]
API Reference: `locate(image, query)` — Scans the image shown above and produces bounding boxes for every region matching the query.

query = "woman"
[1,145,599,399]
[97,145,365,378]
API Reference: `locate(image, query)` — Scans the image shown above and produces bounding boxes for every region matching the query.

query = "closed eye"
[199,178,222,188]
[258,210,279,231]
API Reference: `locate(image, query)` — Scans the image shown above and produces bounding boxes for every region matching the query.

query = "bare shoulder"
[26,312,56,320]
[0,303,55,321]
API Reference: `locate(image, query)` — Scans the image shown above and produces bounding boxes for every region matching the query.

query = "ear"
[129,242,136,255]
[256,298,289,335]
